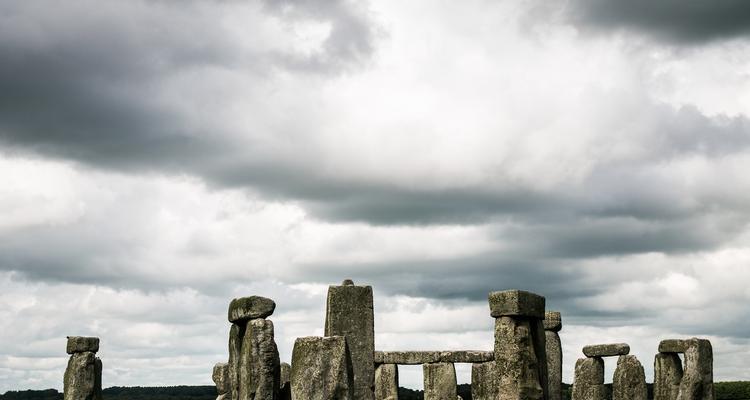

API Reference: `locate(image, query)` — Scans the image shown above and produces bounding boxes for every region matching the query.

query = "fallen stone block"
[582,343,630,357]
[228,296,276,323]
[488,290,545,318]
[66,337,99,354]
[291,336,354,400]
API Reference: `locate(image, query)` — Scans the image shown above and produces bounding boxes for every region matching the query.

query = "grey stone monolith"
[654,353,683,400]
[214,363,230,398]
[325,280,375,400]
[545,311,562,400]
[677,339,714,400]
[471,361,497,400]
[374,364,398,400]
[228,323,245,400]
[228,296,276,323]
[490,289,547,400]
[280,362,291,400]
[239,318,280,400]
[64,337,102,400]
[291,336,354,400]
[423,362,457,400]
[612,355,647,400]
[572,357,605,400]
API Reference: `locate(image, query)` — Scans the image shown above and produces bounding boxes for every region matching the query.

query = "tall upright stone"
[654,353,683,400]
[374,364,398,400]
[471,361,498,400]
[280,362,292,400]
[423,362,457,400]
[544,311,562,400]
[571,357,604,400]
[228,323,245,400]
[489,290,548,400]
[63,336,102,400]
[677,339,714,400]
[612,355,647,400]
[325,280,375,400]
[214,363,230,400]
[239,319,280,400]
[290,336,354,400]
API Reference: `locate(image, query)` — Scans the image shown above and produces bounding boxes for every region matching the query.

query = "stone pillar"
[571,357,604,400]
[544,311,562,400]
[290,336,354,400]
[423,362,457,400]
[280,362,292,400]
[658,339,714,400]
[227,296,279,400]
[612,355,647,400]
[489,290,547,400]
[654,353,683,400]
[374,364,398,400]
[471,361,497,400]
[325,280,375,400]
[214,363,229,400]
[63,336,102,400]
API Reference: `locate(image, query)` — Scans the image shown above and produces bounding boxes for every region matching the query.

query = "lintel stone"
[544,311,562,332]
[582,343,630,357]
[659,339,691,354]
[228,296,276,323]
[488,290,545,318]
[66,337,99,354]
[374,350,493,365]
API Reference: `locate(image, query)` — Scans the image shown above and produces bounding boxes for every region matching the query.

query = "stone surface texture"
[290,336,354,400]
[423,362,457,400]
[325,282,375,400]
[280,362,291,400]
[546,331,562,400]
[494,316,547,400]
[582,343,630,357]
[373,351,493,365]
[64,352,97,400]
[228,296,276,323]
[470,362,497,400]
[228,323,245,400]
[677,339,714,400]
[543,311,562,332]
[489,290,545,318]
[66,337,100,355]
[659,339,691,354]
[654,353,684,400]
[572,357,605,400]
[239,318,280,400]
[374,364,398,400]
[612,355,647,400]
[213,363,229,395]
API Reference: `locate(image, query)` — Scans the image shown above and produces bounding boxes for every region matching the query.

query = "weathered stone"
[494,316,546,400]
[423,362,457,400]
[373,351,494,365]
[213,363,230,395]
[546,331,562,400]
[290,336,354,400]
[571,357,605,400]
[228,296,276,323]
[64,352,97,400]
[66,337,99,354]
[659,339,692,354]
[239,318,280,400]
[654,353,683,400]
[582,343,630,357]
[677,339,714,400]
[374,364,398,400]
[279,362,291,400]
[325,281,375,400]
[489,290,545,319]
[612,355,647,400]
[471,362,497,400]
[544,311,562,332]
[228,323,245,400]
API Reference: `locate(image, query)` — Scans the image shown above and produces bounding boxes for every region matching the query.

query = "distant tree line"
[2,382,749,400]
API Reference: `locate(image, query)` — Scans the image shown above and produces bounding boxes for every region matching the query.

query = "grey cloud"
[563,0,750,44]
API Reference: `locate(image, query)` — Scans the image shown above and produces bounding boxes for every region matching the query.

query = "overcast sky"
[2,0,750,392]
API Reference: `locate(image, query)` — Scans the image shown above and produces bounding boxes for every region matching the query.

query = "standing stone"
[655,353,683,400]
[490,290,547,400]
[94,358,102,400]
[280,362,292,400]
[229,323,245,400]
[612,355,647,400]
[545,333,562,400]
[677,339,714,400]
[214,363,230,400]
[325,280,375,400]
[423,362,457,400]
[290,336,354,400]
[471,361,497,400]
[239,318,280,400]
[64,352,97,400]
[374,364,398,400]
[571,357,605,400]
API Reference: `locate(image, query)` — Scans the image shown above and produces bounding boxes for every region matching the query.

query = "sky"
[1,0,750,392]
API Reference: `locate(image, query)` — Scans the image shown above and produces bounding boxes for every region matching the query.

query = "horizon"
[2,0,750,392]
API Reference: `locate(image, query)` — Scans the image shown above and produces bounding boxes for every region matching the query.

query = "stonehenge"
[572,343,647,400]
[423,362,457,400]
[612,355,648,400]
[545,311,563,400]
[290,336,354,400]
[374,363,398,400]
[655,338,715,400]
[63,336,102,400]
[213,363,229,400]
